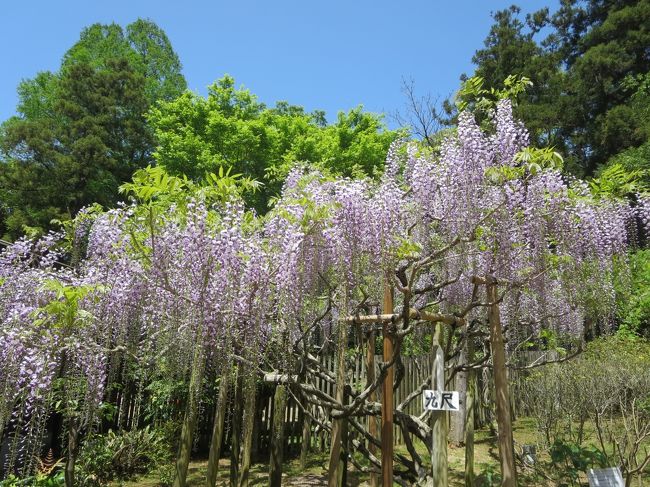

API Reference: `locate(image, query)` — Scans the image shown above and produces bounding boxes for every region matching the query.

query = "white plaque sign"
[587,467,624,487]
[423,390,460,411]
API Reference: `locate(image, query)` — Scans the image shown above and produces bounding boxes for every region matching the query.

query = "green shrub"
[0,472,64,487]
[75,426,171,486]
[549,439,608,486]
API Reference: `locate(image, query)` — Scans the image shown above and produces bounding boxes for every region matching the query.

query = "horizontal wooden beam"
[345,308,463,326]
[264,373,298,383]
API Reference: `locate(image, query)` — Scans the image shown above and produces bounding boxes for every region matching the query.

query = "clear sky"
[1,0,557,125]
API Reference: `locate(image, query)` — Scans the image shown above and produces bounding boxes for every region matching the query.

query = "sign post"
[431,323,448,487]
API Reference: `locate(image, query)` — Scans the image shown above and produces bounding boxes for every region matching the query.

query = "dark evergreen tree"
[466,0,650,176]
[0,19,185,239]
[0,59,152,238]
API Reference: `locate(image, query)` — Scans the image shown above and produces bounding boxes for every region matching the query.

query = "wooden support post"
[431,322,448,487]
[298,361,311,469]
[366,329,380,487]
[207,370,231,487]
[450,343,467,447]
[299,407,311,469]
[381,284,394,487]
[269,384,287,487]
[487,276,517,487]
[464,333,475,487]
[64,417,79,487]
[327,308,349,487]
[340,385,351,487]
[230,369,243,487]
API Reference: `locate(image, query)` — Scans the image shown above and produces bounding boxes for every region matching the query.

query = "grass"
[113,417,649,486]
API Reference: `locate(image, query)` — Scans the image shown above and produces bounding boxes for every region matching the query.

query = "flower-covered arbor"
[1,101,647,486]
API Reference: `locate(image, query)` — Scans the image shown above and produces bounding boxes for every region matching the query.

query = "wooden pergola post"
[431,322,448,486]
[381,284,394,487]
[341,293,467,485]
[206,369,231,487]
[366,328,379,487]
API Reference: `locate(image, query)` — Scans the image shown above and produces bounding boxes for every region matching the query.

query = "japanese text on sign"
[423,390,460,411]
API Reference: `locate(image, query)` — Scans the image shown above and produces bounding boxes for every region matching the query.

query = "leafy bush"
[0,472,64,487]
[475,464,501,486]
[75,426,171,486]
[549,439,607,486]
[523,336,650,484]
[616,250,650,338]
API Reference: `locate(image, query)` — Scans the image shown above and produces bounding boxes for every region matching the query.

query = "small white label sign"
[423,390,460,411]
[587,467,624,487]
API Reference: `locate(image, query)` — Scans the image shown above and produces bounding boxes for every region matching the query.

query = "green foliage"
[0,58,153,239]
[484,146,565,184]
[513,146,564,173]
[589,163,648,198]
[549,439,608,486]
[33,281,101,330]
[0,472,64,487]
[399,331,432,357]
[15,71,60,121]
[524,335,650,463]
[75,426,171,486]
[143,378,187,424]
[61,20,186,105]
[149,75,403,212]
[475,463,501,486]
[0,19,185,240]
[119,165,261,219]
[120,166,190,204]
[394,236,423,260]
[609,141,650,186]
[466,1,650,177]
[456,74,533,114]
[616,250,650,338]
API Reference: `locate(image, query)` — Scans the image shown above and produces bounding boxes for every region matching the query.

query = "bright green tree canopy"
[149,75,404,212]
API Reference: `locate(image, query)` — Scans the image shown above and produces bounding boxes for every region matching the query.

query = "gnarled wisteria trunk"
[487,275,516,487]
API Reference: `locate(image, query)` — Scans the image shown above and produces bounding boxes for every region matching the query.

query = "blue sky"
[1,0,557,125]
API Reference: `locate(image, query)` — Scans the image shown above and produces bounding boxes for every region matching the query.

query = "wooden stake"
[64,417,79,487]
[230,368,243,487]
[340,385,351,487]
[299,407,311,469]
[327,305,350,487]
[431,323,448,487]
[487,276,517,487]
[367,329,380,487]
[173,372,200,487]
[451,341,467,447]
[464,334,476,487]
[381,284,394,487]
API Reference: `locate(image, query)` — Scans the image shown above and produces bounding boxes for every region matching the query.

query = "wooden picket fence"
[247,350,548,455]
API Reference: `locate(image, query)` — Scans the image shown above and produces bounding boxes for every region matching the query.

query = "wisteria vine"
[0,100,648,481]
